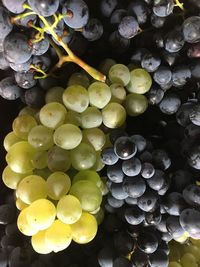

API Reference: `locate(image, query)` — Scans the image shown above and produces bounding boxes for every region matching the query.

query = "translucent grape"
[54,124,82,150]
[18,106,38,117]
[16,198,29,211]
[27,199,56,230]
[126,68,152,94]
[45,87,64,104]
[47,145,71,172]
[125,93,148,116]
[70,180,102,212]
[67,72,90,88]
[3,131,22,152]
[110,83,127,104]
[71,212,98,244]
[65,110,81,126]
[180,253,197,267]
[109,64,130,86]
[102,102,126,128]
[33,168,52,180]
[184,245,200,263]
[62,85,89,113]
[92,151,106,173]
[45,219,72,252]
[39,102,67,129]
[57,195,82,224]
[168,263,182,267]
[2,165,31,190]
[32,150,48,169]
[17,207,38,236]
[70,142,97,170]
[88,82,111,109]
[12,114,37,140]
[72,170,102,189]
[80,107,103,129]
[17,175,47,204]
[28,125,54,151]
[6,141,36,173]
[82,128,106,151]
[46,172,71,200]
[31,230,52,254]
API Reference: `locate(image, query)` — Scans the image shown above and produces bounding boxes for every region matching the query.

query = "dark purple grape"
[128,0,149,25]
[141,52,161,72]
[153,0,174,17]
[124,206,145,225]
[138,189,159,212]
[159,93,181,115]
[122,157,142,177]
[82,18,103,41]
[149,250,169,267]
[107,161,124,183]
[123,176,146,198]
[137,232,158,254]
[101,147,119,165]
[147,169,166,191]
[28,0,59,17]
[100,0,118,18]
[183,16,200,44]
[163,192,187,216]
[118,16,139,39]
[114,136,137,160]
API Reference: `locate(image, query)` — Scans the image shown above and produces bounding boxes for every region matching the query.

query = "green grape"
[72,170,102,188]
[54,124,82,150]
[69,180,102,212]
[80,107,103,129]
[102,102,126,128]
[126,68,152,94]
[45,219,72,252]
[110,83,126,104]
[103,133,113,149]
[184,244,200,263]
[17,207,38,236]
[169,246,181,262]
[68,72,90,88]
[32,150,48,169]
[88,82,111,109]
[125,93,148,116]
[12,114,37,140]
[99,58,116,75]
[93,207,104,225]
[46,172,71,200]
[109,64,130,86]
[16,198,29,210]
[71,212,97,244]
[39,102,67,129]
[62,85,89,113]
[168,263,183,267]
[57,195,82,224]
[92,151,105,172]
[17,175,47,204]
[2,165,32,190]
[3,131,22,152]
[89,207,100,214]
[27,199,56,231]
[18,106,38,117]
[70,142,97,171]
[82,128,106,151]
[65,110,81,126]
[31,230,52,254]
[28,125,54,151]
[47,145,71,172]
[180,253,198,267]
[6,141,36,173]
[45,86,64,104]
[33,168,52,180]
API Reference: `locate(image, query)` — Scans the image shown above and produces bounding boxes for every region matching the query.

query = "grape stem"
[19,3,106,82]
[174,0,184,11]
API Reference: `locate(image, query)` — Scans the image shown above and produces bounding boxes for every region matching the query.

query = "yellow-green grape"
[47,145,71,172]
[2,166,31,190]
[70,180,102,212]
[32,150,48,169]
[17,207,38,236]
[33,168,52,180]
[88,82,111,109]
[99,58,116,75]
[126,68,152,94]
[65,110,81,126]
[92,151,105,172]
[168,263,182,267]
[80,107,103,129]
[45,86,64,104]
[12,114,37,140]
[109,64,130,86]
[110,83,127,104]
[67,72,90,88]
[27,199,56,231]
[62,85,89,113]
[180,253,198,267]
[16,198,29,210]
[103,133,113,149]
[73,170,102,188]
[17,175,47,204]
[18,106,38,117]
[184,244,200,263]
[3,131,22,152]
[174,231,190,243]
[28,125,54,151]
[39,102,67,129]
[70,142,97,171]
[57,195,82,224]
[125,93,148,116]
[89,207,100,214]
[31,230,52,254]
[45,219,72,252]
[82,128,106,151]
[46,172,71,200]
[71,212,98,244]
[6,141,36,173]
[93,207,104,225]
[102,102,126,128]
[54,124,82,150]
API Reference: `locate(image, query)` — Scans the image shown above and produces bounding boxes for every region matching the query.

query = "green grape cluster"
[169,238,200,267]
